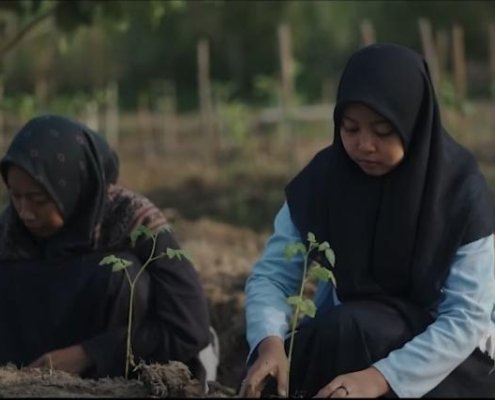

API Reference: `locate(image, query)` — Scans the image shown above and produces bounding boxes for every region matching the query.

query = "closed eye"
[342,124,359,133]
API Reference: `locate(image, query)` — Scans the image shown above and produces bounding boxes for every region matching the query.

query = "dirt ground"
[0,213,264,397]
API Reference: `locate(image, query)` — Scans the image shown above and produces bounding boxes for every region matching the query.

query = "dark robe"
[263,43,495,396]
[0,115,210,380]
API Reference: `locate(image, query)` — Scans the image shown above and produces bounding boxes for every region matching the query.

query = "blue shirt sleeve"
[373,233,495,397]
[245,201,337,362]
[246,202,495,398]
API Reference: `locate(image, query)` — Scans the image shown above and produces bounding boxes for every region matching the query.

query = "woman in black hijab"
[242,43,495,397]
[0,115,211,383]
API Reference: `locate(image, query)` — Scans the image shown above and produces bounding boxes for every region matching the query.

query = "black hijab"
[286,43,494,309]
[0,114,119,258]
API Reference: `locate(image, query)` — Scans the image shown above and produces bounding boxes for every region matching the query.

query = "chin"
[360,166,387,176]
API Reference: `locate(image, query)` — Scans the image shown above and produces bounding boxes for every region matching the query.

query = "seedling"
[283,232,336,397]
[99,225,191,379]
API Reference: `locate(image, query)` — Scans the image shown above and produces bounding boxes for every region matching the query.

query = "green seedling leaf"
[318,241,330,251]
[325,248,336,267]
[165,248,193,262]
[99,255,133,272]
[307,232,316,244]
[299,299,317,318]
[287,296,304,307]
[130,225,154,247]
[284,242,306,261]
[308,265,332,282]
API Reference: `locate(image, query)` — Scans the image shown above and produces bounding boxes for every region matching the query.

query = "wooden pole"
[452,24,467,101]
[104,81,119,149]
[488,22,495,139]
[489,22,495,98]
[85,100,99,132]
[138,93,156,166]
[0,75,4,150]
[435,29,449,77]
[159,80,178,155]
[197,38,215,157]
[34,43,54,113]
[418,18,441,91]
[360,19,376,46]
[278,23,295,111]
[278,23,296,168]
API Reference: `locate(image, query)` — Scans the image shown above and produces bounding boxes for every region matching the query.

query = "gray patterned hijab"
[0,115,127,259]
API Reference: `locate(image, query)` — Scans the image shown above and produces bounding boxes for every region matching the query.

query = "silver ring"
[337,385,349,396]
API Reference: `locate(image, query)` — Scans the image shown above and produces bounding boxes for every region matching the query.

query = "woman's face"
[6,165,64,237]
[340,103,405,176]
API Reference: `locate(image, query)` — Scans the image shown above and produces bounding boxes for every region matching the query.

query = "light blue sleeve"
[244,202,305,362]
[373,234,495,398]
[245,202,339,362]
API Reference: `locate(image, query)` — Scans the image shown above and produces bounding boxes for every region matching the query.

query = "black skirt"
[259,299,495,398]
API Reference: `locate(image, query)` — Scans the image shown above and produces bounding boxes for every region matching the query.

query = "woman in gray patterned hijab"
[0,115,211,385]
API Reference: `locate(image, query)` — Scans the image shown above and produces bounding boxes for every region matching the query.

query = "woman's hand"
[28,344,92,375]
[239,336,289,398]
[314,367,390,398]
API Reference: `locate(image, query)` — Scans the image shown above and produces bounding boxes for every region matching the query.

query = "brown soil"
[172,213,268,390]
[0,213,265,397]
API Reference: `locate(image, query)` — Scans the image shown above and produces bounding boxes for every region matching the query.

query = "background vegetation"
[1,0,495,231]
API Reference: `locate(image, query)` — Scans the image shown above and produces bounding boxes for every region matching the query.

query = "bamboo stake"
[452,24,467,101]
[360,20,376,46]
[418,18,441,91]
[489,23,495,98]
[197,38,215,158]
[278,23,296,169]
[105,81,119,149]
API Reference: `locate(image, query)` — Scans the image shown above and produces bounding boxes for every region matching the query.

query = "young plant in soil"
[99,225,190,379]
[283,232,336,397]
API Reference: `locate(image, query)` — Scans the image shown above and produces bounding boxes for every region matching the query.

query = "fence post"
[158,80,178,155]
[0,75,4,150]
[85,100,99,132]
[489,23,495,99]
[435,29,449,77]
[452,24,467,102]
[197,38,215,159]
[278,23,296,168]
[488,22,495,140]
[360,20,376,46]
[418,18,441,92]
[104,81,119,149]
[138,93,156,165]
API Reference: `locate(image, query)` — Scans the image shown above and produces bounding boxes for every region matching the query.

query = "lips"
[357,159,380,166]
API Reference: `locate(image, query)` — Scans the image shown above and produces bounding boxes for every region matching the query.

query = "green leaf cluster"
[98,223,190,379]
[99,254,132,272]
[284,231,336,395]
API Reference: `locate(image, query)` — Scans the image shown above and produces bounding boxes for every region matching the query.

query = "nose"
[357,130,376,153]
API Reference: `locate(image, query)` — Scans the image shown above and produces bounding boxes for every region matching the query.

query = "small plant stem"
[123,268,134,379]
[286,244,315,397]
[125,281,135,379]
[134,235,158,284]
[123,234,159,379]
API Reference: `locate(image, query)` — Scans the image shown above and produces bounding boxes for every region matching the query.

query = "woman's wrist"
[258,336,285,355]
[369,366,390,396]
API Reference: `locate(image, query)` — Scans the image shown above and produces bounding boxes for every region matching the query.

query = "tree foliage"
[2,0,495,110]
